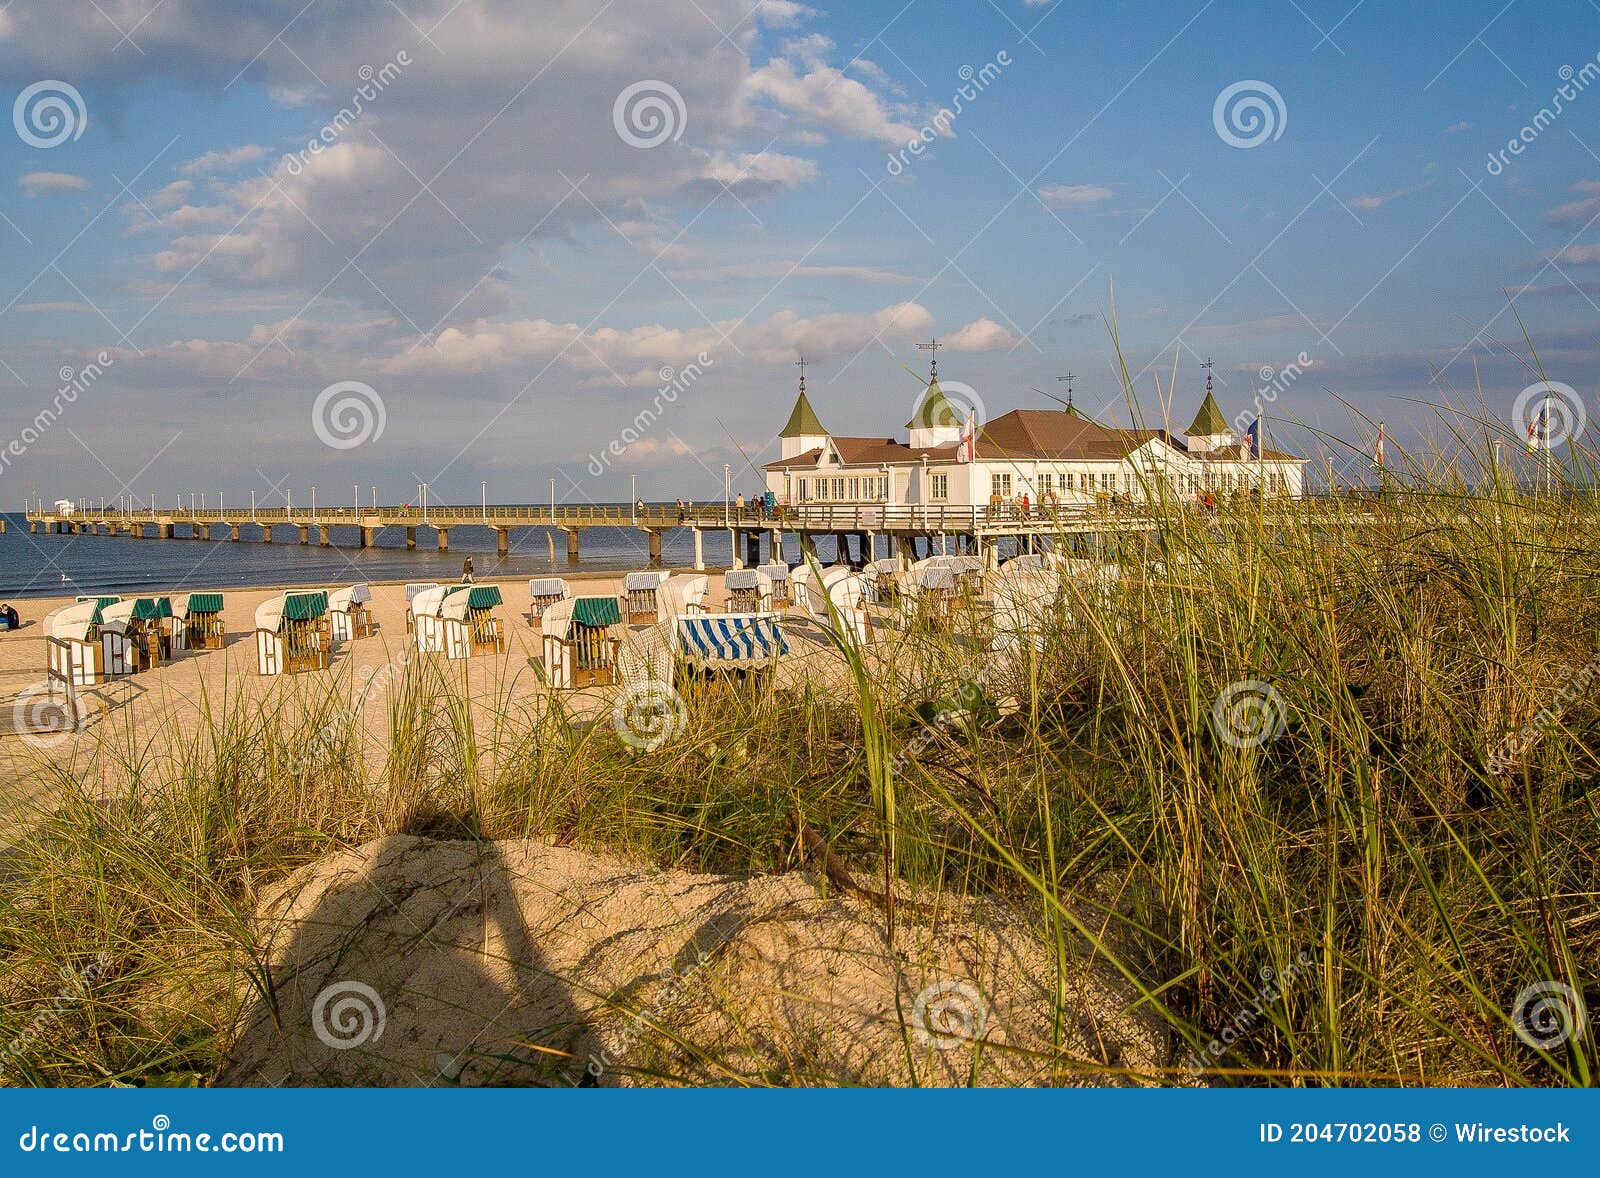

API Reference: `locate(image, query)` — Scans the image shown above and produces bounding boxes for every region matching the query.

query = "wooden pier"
[20,501,1162,570]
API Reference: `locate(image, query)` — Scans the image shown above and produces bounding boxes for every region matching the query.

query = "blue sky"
[1,0,1597,505]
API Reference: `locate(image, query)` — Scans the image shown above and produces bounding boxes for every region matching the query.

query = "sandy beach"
[0,571,753,832]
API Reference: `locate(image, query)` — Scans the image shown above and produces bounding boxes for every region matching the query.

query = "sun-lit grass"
[1,388,1596,1087]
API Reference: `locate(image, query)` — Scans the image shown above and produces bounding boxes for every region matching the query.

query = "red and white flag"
[1374,422,1385,468]
[957,412,975,463]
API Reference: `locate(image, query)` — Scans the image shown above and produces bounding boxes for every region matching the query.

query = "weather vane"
[917,338,940,380]
[1058,371,1076,411]
[1201,356,1215,392]
[795,354,807,393]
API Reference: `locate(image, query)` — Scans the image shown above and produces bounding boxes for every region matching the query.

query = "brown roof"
[764,409,1303,469]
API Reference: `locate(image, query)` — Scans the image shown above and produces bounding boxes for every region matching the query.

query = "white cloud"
[1548,243,1600,264]
[944,317,1017,351]
[742,46,929,147]
[383,301,936,378]
[20,171,89,195]
[1037,183,1113,205]
[178,145,268,175]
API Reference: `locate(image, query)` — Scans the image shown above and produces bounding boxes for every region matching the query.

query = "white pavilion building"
[764,364,1305,510]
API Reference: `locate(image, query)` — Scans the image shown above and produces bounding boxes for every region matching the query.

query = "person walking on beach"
[461,556,475,583]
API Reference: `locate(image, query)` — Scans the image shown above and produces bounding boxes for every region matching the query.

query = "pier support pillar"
[496,527,509,558]
[159,523,173,539]
[692,527,704,571]
[565,528,580,565]
[729,530,743,570]
[318,526,331,547]
[800,532,817,560]
[745,531,761,568]
[436,527,449,553]
[261,525,273,544]
[29,520,37,534]
[193,524,207,540]
[361,527,377,548]
[406,526,416,550]
[646,529,662,566]
[230,525,240,542]
[770,530,782,564]
[298,526,310,545]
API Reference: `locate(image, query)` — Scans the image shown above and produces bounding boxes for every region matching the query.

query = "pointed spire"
[779,356,826,438]
[906,376,958,431]
[1188,358,1228,435]
[1058,371,1078,416]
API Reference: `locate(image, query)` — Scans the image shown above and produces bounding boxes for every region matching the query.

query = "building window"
[798,478,808,501]
[1038,473,1053,495]
[833,477,845,500]
[991,472,1012,499]
[931,473,948,500]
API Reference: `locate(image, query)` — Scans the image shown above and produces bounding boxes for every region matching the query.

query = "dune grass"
[1,420,1596,1087]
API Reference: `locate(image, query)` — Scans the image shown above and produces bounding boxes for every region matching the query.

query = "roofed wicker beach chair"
[990,563,1062,654]
[46,600,118,687]
[526,577,570,627]
[659,573,709,619]
[622,570,671,626]
[804,566,870,644]
[100,597,177,670]
[404,583,440,633]
[862,557,902,606]
[327,584,375,641]
[674,610,789,693]
[441,583,504,658]
[541,595,623,689]
[723,567,774,612]
[183,592,225,649]
[255,591,331,675]
[757,562,790,607]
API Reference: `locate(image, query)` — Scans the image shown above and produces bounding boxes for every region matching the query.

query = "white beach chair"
[255,591,330,676]
[327,583,375,642]
[991,565,1062,653]
[622,570,672,625]
[46,600,110,687]
[724,567,774,612]
[757,562,791,607]
[527,577,570,627]
[806,567,870,645]
[405,582,440,633]
[542,596,623,689]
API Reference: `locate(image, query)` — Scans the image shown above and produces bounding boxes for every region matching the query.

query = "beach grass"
[1,419,1597,1086]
